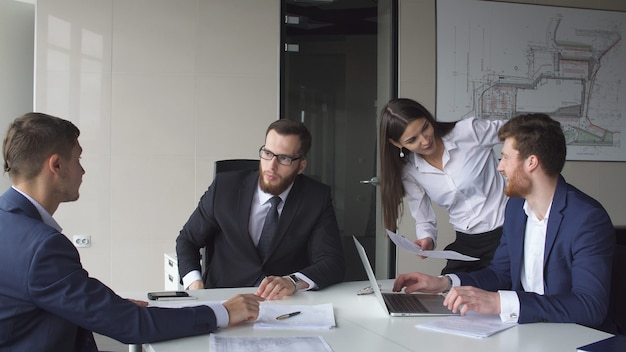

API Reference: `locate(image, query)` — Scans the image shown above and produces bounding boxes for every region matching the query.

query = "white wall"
[396,0,626,276]
[0,0,34,192]
[34,0,279,292]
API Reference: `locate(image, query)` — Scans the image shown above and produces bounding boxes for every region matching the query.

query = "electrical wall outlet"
[73,235,91,248]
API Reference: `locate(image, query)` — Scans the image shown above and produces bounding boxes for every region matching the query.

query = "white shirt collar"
[12,186,63,232]
[523,200,552,223]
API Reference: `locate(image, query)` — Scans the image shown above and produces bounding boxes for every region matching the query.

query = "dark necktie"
[257,196,281,260]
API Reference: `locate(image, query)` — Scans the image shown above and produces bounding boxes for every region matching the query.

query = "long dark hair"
[378,98,456,231]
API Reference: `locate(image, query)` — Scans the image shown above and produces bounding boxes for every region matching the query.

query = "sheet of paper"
[416,313,518,338]
[386,229,479,261]
[254,303,336,330]
[209,335,333,352]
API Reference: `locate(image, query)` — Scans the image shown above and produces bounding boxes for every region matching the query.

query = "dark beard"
[259,170,298,196]
[503,168,530,198]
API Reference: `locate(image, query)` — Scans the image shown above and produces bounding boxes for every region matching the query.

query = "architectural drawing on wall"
[436,0,625,161]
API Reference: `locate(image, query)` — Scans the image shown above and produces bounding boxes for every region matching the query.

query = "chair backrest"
[612,242,626,335]
[201,159,259,279]
[616,226,626,246]
[214,159,258,175]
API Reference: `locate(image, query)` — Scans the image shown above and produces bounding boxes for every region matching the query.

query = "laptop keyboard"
[383,294,428,313]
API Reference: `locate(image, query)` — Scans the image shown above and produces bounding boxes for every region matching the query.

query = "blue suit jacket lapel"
[544,176,567,267]
[508,201,527,291]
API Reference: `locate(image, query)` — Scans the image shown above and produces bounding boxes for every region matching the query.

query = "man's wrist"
[439,275,453,293]
[284,275,299,294]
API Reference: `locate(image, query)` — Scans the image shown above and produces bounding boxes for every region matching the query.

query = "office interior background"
[1,0,624,294]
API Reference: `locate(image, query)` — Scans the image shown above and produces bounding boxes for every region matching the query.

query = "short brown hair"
[266,119,312,157]
[498,113,566,177]
[3,112,80,180]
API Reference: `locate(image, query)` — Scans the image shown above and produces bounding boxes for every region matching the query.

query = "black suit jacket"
[176,170,345,289]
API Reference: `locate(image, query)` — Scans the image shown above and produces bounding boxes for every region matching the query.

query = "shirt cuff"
[498,290,520,322]
[447,273,461,288]
[416,234,437,249]
[182,270,202,289]
[294,272,317,291]
[209,303,229,328]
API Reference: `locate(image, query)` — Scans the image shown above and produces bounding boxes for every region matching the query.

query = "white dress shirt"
[498,201,550,322]
[447,201,551,323]
[402,117,508,246]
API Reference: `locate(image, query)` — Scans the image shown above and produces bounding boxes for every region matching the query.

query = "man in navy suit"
[176,119,345,300]
[0,113,263,352]
[393,113,614,329]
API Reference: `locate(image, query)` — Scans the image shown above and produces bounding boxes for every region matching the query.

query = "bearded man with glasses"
[176,119,345,299]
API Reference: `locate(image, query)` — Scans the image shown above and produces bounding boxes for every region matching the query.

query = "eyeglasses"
[259,146,303,166]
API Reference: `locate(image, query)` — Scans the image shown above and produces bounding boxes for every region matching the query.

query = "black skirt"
[440,227,503,275]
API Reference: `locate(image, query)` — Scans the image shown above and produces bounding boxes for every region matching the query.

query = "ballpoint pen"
[276,311,301,320]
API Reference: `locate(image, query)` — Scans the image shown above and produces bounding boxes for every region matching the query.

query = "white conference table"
[125,280,612,352]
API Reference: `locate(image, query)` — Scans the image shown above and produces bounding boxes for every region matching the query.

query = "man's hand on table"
[223,294,265,326]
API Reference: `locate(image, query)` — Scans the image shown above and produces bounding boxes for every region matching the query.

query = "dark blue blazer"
[176,170,345,289]
[457,176,614,328]
[0,188,219,352]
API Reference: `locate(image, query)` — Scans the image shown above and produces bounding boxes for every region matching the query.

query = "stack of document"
[254,303,336,330]
[209,335,333,352]
[416,313,518,338]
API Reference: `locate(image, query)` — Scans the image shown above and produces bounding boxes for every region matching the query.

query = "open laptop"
[353,236,458,317]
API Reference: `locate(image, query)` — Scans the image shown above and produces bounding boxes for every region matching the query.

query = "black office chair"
[200,159,259,278]
[214,159,259,174]
[611,226,626,335]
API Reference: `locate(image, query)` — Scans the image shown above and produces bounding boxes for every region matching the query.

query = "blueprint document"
[209,335,333,352]
[386,229,478,261]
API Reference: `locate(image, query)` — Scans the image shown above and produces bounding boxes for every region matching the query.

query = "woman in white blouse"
[379,98,508,274]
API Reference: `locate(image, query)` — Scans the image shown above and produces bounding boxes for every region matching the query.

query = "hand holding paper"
[386,229,478,261]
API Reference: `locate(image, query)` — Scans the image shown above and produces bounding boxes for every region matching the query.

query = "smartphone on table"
[147,291,196,301]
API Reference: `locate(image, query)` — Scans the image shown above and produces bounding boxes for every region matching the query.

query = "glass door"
[280,0,396,280]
